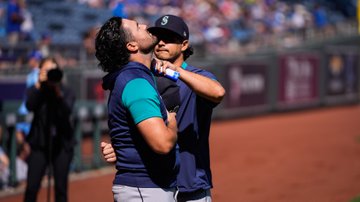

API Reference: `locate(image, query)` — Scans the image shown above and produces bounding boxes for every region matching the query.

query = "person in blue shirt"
[14,50,43,184]
[6,0,23,45]
[95,17,179,202]
[102,15,226,202]
[16,50,43,138]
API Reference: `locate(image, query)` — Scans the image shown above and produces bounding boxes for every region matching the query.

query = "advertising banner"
[85,76,106,102]
[224,62,268,109]
[325,47,359,104]
[278,53,319,109]
[0,77,26,100]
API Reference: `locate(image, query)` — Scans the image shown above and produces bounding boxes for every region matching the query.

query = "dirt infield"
[1,105,360,202]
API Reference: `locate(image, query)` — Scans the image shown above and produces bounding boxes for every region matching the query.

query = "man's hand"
[100,141,116,163]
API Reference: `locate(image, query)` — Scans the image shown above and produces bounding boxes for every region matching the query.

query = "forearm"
[165,114,177,144]
[154,59,225,103]
[178,68,225,103]
[137,117,177,154]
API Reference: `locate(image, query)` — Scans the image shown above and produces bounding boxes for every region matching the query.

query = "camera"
[47,68,63,83]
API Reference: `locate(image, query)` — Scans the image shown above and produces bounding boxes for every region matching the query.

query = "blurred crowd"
[0,0,358,70]
[79,0,358,54]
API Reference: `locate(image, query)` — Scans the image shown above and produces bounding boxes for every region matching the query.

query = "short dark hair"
[95,17,132,72]
[183,46,194,61]
[39,57,59,69]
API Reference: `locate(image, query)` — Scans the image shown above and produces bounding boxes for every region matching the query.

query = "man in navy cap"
[150,14,225,202]
[102,15,225,201]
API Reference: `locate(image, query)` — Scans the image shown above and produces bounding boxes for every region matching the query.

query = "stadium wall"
[1,41,360,120]
[1,39,359,186]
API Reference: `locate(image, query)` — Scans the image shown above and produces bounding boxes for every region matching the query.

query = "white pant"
[112,185,177,202]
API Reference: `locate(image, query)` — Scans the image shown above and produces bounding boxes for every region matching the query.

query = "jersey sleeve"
[198,69,217,81]
[122,78,162,124]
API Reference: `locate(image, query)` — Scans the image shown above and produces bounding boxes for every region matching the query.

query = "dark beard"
[141,38,158,54]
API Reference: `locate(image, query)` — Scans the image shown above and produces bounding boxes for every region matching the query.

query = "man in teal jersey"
[102,15,226,202]
[95,17,179,202]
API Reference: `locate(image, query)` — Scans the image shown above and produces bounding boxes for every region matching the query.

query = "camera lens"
[47,68,63,82]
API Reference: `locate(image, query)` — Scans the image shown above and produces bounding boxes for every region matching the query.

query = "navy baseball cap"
[148,15,189,40]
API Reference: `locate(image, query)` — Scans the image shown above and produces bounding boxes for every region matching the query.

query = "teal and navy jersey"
[102,62,179,188]
[176,62,219,192]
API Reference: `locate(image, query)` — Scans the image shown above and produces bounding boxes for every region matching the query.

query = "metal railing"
[0,101,109,188]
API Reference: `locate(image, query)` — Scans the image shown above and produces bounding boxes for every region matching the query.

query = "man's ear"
[127,41,138,52]
[181,40,189,52]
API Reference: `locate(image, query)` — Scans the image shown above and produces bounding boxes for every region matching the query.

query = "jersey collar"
[181,62,188,70]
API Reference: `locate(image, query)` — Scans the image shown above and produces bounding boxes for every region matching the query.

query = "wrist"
[175,65,182,72]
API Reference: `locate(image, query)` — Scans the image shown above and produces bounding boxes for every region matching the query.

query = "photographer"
[24,57,76,202]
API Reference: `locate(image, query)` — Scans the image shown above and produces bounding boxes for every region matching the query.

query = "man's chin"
[141,43,157,54]
[154,53,169,60]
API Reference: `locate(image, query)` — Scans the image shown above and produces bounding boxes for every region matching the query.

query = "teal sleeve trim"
[122,78,162,124]
[181,62,188,70]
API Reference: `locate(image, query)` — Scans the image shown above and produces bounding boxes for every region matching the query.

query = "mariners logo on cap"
[161,16,169,26]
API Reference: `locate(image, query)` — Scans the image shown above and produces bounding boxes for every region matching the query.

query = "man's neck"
[171,56,184,67]
[129,53,152,69]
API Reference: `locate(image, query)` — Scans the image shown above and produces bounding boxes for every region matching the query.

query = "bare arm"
[155,59,225,103]
[177,68,225,103]
[101,111,177,159]
[136,111,177,154]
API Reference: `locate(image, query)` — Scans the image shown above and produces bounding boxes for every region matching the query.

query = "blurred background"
[0,0,359,199]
